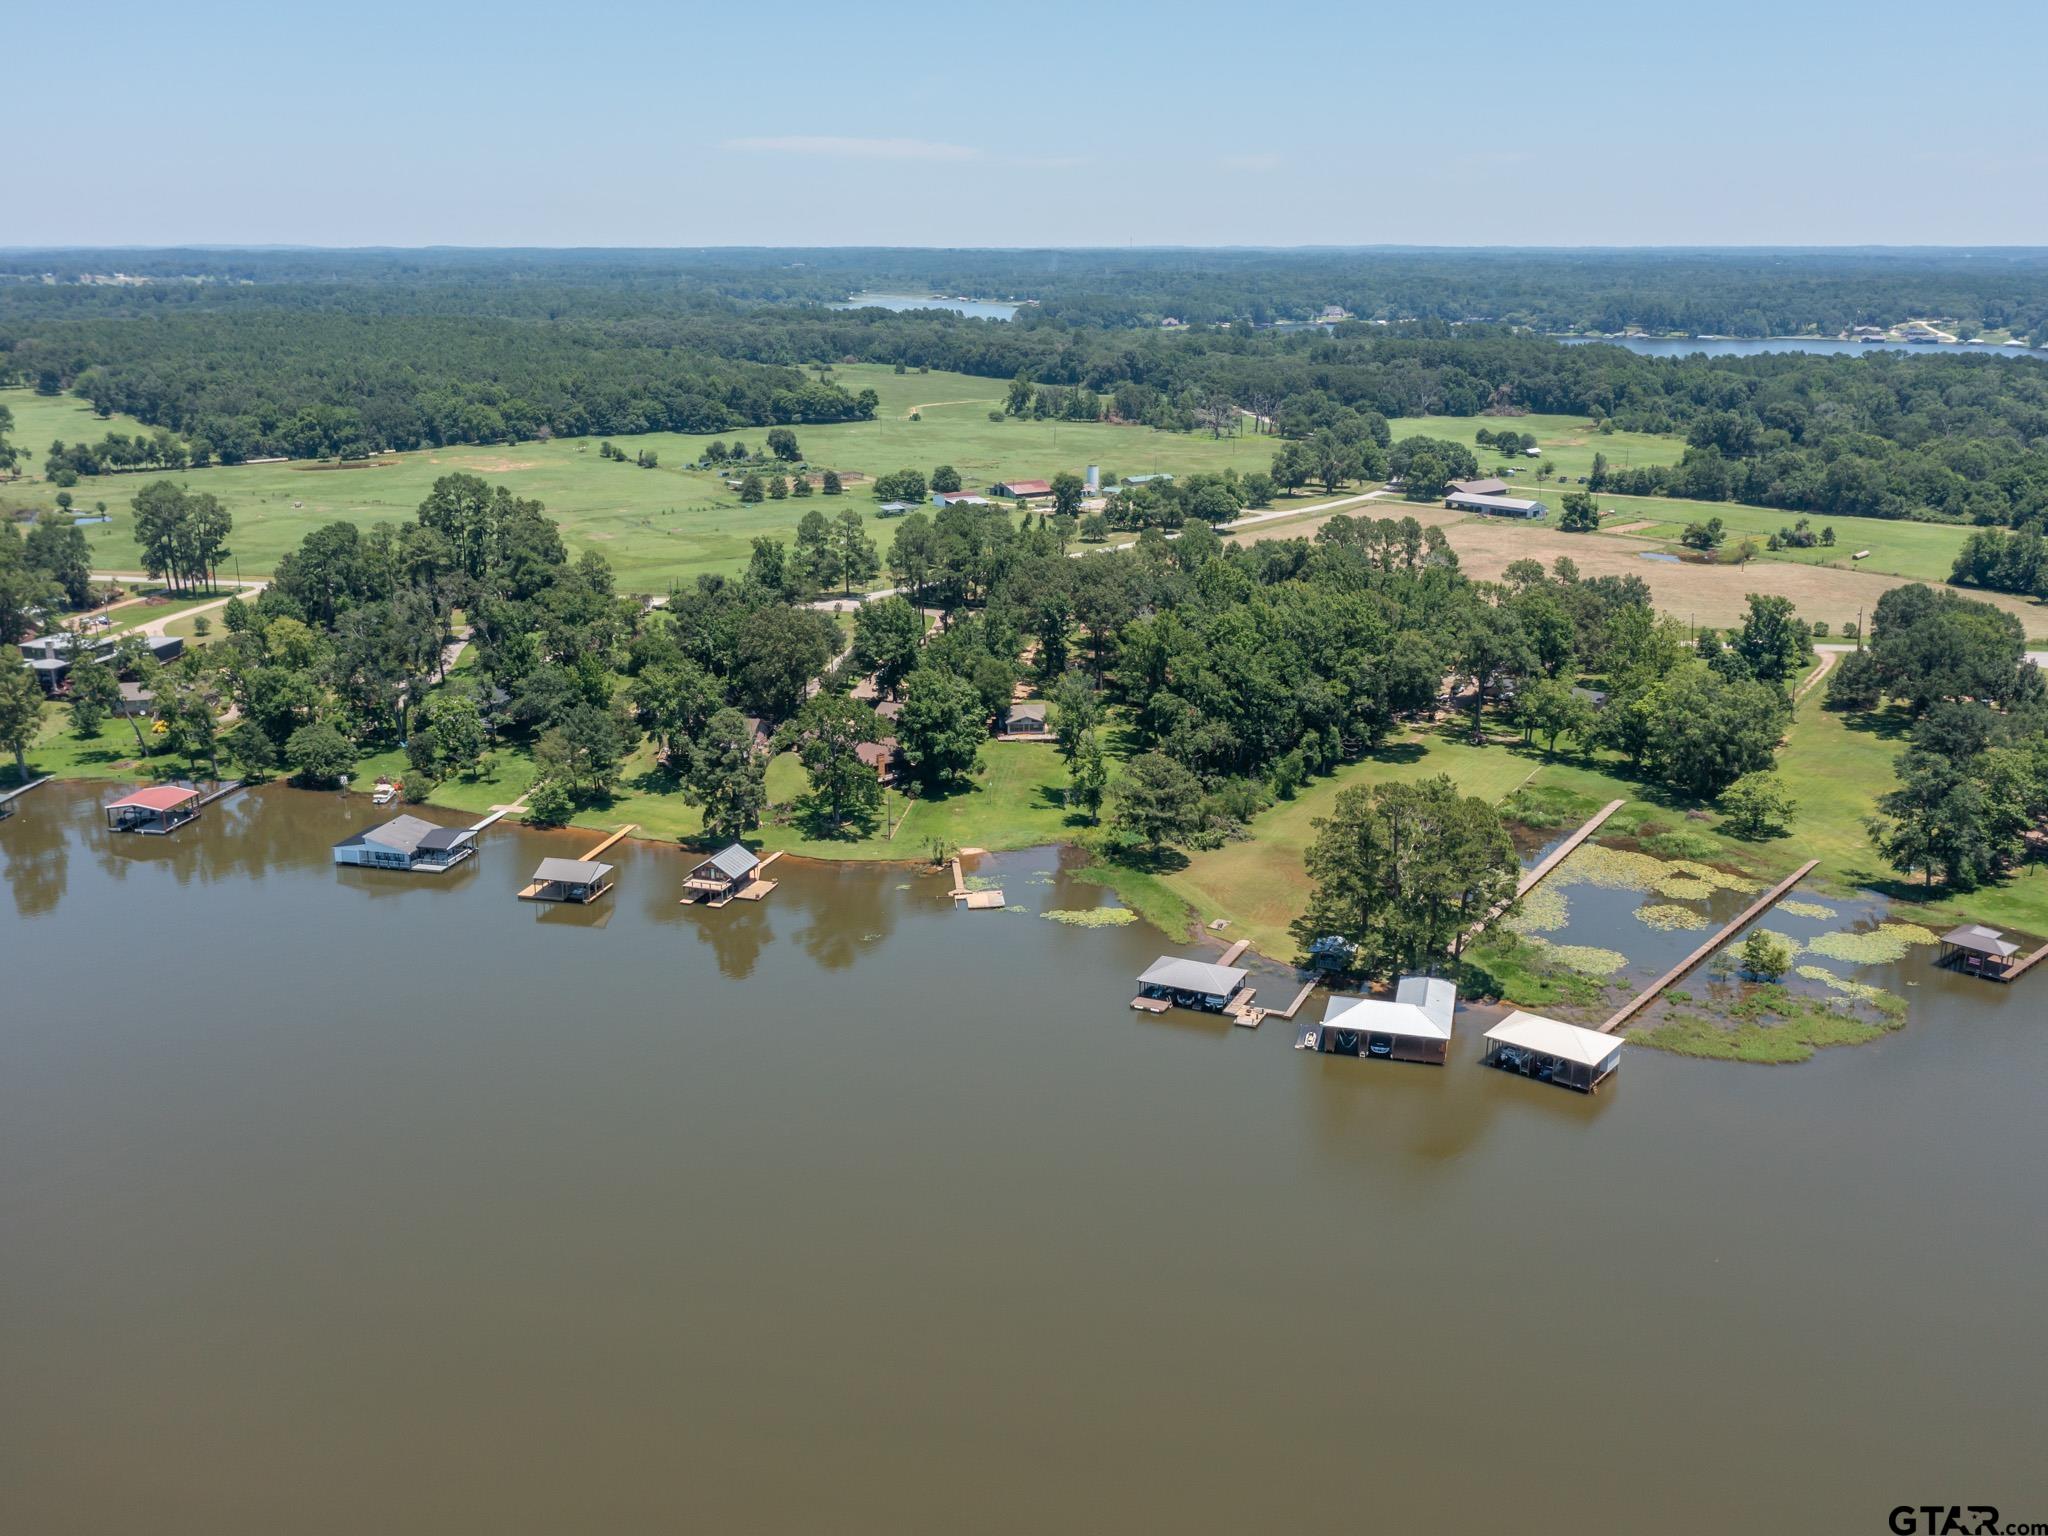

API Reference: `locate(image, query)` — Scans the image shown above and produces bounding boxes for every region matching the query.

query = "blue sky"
[11,0,2043,247]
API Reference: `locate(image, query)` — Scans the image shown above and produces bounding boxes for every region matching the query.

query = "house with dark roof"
[1000,700,1049,736]
[332,813,477,872]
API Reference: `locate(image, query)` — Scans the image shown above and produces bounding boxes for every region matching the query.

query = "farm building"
[930,491,992,508]
[683,842,761,905]
[1447,477,1510,497]
[520,856,615,904]
[1523,446,1542,457]
[1134,955,1249,1013]
[1310,976,1457,1065]
[104,784,201,835]
[877,501,914,516]
[990,478,1053,499]
[1125,473,1174,485]
[1481,1012,1621,1093]
[1939,924,2022,980]
[332,813,477,872]
[1447,491,1549,518]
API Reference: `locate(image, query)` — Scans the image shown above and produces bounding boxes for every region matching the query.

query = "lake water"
[1563,335,2048,362]
[5,781,2046,1533]
[828,292,1020,321]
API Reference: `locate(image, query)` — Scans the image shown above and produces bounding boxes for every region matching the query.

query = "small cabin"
[1135,955,1249,1014]
[1308,976,1456,1065]
[1939,923,2021,980]
[683,842,762,905]
[1481,1011,1621,1093]
[332,813,477,872]
[1001,701,1048,735]
[105,783,201,835]
[521,855,615,904]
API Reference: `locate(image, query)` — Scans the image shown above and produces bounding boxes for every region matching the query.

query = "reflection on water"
[4,781,2046,1533]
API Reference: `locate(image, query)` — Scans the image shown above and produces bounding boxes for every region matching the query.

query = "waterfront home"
[683,843,762,905]
[1939,923,2022,980]
[114,681,157,718]
[1481,1012,1621,1093]
[105,783,201,835]
[1446,491,1549,518]
[1134,956,1249,1014]
[331,813,477,872]
[1310,976,1456,1065]
[21,631,182,694]
[520,856,615,904]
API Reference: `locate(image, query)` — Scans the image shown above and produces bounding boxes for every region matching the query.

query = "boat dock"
[468,807,513,834]
[734,849,782,901]
[1599,858,1821,1034]
[518,824,635,904]
[0,775,52,818]
[1217,938,1251,966]
[950,855,1004,910]
[192,779,246,809]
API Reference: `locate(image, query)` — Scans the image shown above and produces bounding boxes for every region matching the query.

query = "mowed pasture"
[1383,413,1682,483]
[1587,493,1975,583]
[2,369,1275,591]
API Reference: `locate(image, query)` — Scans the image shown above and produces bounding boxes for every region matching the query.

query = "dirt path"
[1794,647,1839,703]
[901,397,1001,418]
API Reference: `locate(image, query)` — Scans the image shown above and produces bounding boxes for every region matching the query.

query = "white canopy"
[1322,997,1450,1042]
[1484,1011,1620,1068]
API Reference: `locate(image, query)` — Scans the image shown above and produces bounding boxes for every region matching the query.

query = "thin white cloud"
[1219,153,1282,172]
[724,135,979,162]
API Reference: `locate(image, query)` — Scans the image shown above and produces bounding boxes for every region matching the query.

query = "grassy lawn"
[10,703,192,786]
[1384,413,1682,483]
[5,368,1280,593]
[1590,493,1978,585]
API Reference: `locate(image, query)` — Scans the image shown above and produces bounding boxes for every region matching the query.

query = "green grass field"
[1590,493,1976,584]
[1383,413,1682,483]
[4,369,1280,591]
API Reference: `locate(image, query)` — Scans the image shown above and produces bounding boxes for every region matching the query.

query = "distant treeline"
[5,246,2048,339]
[5,255,2048,531]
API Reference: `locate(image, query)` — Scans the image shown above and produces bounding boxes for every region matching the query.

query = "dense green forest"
[6,246,2048,338]
[5,251,2048,535]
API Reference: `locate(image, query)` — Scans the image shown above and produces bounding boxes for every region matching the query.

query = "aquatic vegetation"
[1665,860,1757,894]
[1751,928,1805,958]
[1803,922,1938,966]
[1795,965,1906,1016]
[1779,899,1839,921]
[1525,935,1630,976]
[1637,903,1710,932]
[1042,907,1137,928]
[1503,885,1569,936]
[1653,875,1719,901]
[1552,843,1667,893]
[1643,829,1721,861]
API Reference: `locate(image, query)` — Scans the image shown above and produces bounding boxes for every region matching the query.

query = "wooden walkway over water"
[192,779,245,809]
[1469,799,1626,939]
[0,775,53,811]
[1599,858,1821,1034]
[576,824,637,862]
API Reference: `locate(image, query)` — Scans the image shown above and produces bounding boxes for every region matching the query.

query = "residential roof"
[107,784,199,812]
[1139,956,1249,996]
[855,739,898,769]
[1942,924,2020,958]
[1448,477,1510,497]
[700,842,760,880]
[1395,975,1458,1033]
[1447,492,1548,514]
[416,826,472,852]
[1007,701,1047,724]
[532,856,612,885]
[1485,1011,1622,1068]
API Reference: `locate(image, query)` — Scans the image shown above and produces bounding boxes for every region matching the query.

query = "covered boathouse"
[1310,976,1456,1064]
[331,813,477,872]
[520,856,615,904]
[1134,955,1250,1014]
[1938,923,2022,980]
[683,843,763,906]
[1482,1012,1622,1093]
[105,784,201,835]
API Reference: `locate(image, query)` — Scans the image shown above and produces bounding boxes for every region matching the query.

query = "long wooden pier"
[1469,799,1626,939]
[2002,942,2048,983]
[1217,938,1251,966]
[192,779,245,809]
[0,774,53,808]
[1598,858,1821,1034]
[468,807,513,834]
[575,823,637,862]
